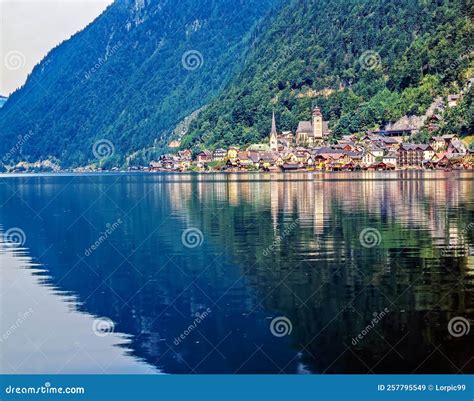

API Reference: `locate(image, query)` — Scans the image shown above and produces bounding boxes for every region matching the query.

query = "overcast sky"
[0,0,113,96]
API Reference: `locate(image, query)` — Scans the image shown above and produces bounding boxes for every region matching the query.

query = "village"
[151,105,474,173]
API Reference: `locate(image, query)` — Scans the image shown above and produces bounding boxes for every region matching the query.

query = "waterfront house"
[362,151,376,167]
[313,154,330,170]
[370,162,395,171]
[259,151,278,169]
[237,151,252,168]
[347,151,364,166]
[213,148,228,161]
[248,152,261,167]
[418,144,435,161]
[227,147,239,160]
[149,161,161,172]
[178,159,191,171]
[281,163,300,171]
[295,148,312,164]
[369,144,384,159]
[178,149,192,161]
[442,134,459,148]
[447,139,467,155]
[383,151,397,167]
[398,144,424,168]
[462,154,474,169]
[431,136,446,152]
[196,150,213,163]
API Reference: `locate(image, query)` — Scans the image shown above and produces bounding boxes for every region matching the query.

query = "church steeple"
[271,111,277,134]
[269,111,278,152]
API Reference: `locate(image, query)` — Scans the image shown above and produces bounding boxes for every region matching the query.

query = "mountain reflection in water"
[0,171,472,373]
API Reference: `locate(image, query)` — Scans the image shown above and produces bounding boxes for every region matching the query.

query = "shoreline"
[1,169,473,180]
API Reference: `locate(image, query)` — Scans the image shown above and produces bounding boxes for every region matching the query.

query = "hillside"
[0,0,280,167]
[182,0,473,149]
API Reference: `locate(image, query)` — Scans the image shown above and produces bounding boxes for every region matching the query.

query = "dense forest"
[0,0,472,168]
[0,0,279,167]
[182,0,474,150]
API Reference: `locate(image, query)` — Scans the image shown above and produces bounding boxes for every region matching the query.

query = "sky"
[0,0,113,96]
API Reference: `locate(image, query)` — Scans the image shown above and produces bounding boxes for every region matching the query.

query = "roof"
[347,152,364,159]
[259,151,278,162]
[247,143,270,151]
[417,144,434,151]
[237,151,250,160]
[249,153,260,163]
[296,121,312,133]
[322,121,331,133]
[400,143,424,151]
[380,137,399,144]
[370,144,384,152]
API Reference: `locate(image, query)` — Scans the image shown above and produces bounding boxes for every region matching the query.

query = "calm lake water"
[0,171,473,374]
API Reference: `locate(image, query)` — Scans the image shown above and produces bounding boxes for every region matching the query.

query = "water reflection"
[0,236,156,374]
[0,171,472,373]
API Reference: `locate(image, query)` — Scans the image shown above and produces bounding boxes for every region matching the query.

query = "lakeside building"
[147,109,472,173]
[295,107,331,146]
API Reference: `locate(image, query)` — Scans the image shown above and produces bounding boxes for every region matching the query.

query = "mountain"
[0,96,7,108]
[183,0,473,149]
[0,0,280,167]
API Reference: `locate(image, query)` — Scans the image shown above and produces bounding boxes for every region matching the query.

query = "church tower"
[269,111,278,152]
[312,106,323,139]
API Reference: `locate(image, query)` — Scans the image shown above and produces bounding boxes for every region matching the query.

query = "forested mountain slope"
[183,0,473,149]
[0,0,280,167]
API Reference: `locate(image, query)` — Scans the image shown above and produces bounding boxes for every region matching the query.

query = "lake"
[0,171,473,374]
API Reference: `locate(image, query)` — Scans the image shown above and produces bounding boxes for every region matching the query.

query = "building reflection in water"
[164,171,473,373]
[0,171,472,373]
